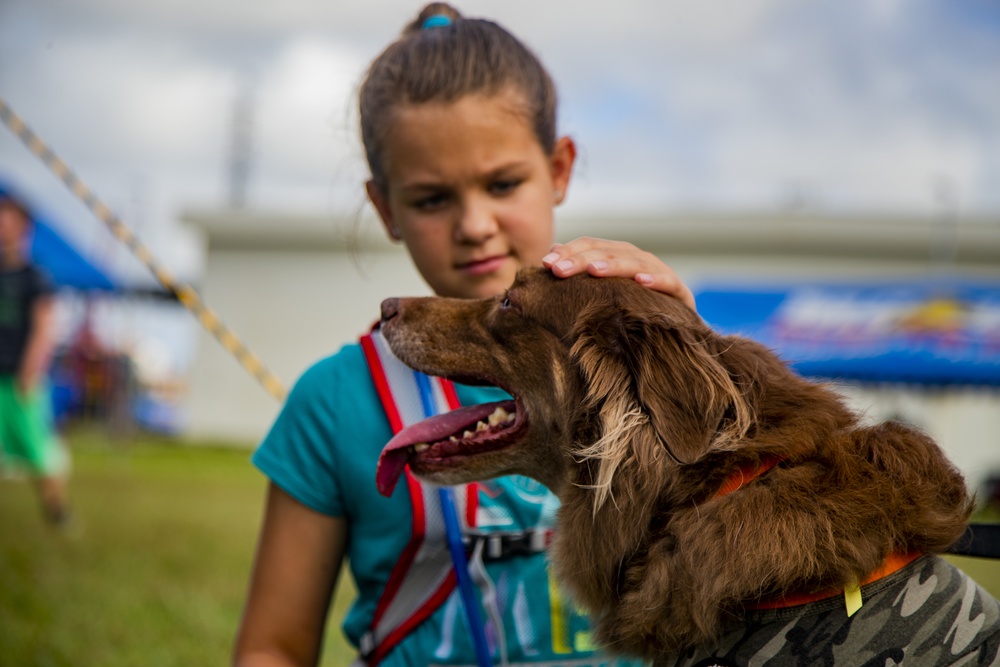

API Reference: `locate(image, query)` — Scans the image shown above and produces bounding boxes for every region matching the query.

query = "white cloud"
[2,0,996,375]
[251,38,369,205]
[1,0,998,236]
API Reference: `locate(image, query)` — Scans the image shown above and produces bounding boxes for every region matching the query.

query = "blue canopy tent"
[0,179,119,291]
[30,221,117,291]
[695,279,1000,387]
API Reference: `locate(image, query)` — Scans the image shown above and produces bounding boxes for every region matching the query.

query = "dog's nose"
[381,297,399,323]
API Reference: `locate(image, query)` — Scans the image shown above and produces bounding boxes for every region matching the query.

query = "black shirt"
[0,264,55,374]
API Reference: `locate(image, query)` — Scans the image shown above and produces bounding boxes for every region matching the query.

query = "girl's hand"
[542,237,696,311]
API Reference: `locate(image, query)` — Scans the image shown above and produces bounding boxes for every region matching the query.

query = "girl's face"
[367,90,575,299]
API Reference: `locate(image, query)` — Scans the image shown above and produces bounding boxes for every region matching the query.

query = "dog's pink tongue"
[376,401,510,496]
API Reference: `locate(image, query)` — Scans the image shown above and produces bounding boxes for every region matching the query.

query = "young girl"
[233,5,693,666]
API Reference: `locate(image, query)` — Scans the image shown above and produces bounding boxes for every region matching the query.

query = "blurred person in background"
[0,192,72,529]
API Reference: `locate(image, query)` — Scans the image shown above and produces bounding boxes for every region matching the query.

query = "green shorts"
[0,376,68,477]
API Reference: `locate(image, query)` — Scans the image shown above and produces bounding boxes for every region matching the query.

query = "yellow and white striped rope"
[0,95,287,402]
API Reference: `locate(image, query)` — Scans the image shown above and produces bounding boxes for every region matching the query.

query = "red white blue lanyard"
[413,370,493,667]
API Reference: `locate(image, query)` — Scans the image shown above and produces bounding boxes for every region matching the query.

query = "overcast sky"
[1,0,999,285]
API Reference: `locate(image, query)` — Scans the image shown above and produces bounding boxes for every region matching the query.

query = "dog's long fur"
[379,268,974,659]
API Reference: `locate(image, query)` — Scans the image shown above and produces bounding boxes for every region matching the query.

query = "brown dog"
[376,268,1000,665]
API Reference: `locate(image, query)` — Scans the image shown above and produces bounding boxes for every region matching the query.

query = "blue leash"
[414,370,493,667]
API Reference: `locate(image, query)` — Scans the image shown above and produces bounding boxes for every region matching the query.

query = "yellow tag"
[548,571,572,654]
[844,582,863,617]
[574,630,597,652]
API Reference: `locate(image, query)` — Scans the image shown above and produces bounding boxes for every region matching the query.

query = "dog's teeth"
[449,436,459,443]
[488,407,508,426]
[413,443,430,453]
[463,430,475,439]
[476,421,489,432]
[504,412,515,424]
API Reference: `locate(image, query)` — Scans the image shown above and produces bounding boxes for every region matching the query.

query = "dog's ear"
[573,304,751,466]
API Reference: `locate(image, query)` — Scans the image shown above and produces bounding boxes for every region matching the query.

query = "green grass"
[0,428,356,667]
[1,429,998,666]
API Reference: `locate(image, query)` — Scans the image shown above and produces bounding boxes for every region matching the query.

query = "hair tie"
[422,14,453,29]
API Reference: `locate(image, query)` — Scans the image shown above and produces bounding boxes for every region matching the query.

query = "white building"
[181,209,1000,493]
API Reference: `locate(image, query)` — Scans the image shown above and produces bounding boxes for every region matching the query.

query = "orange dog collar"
[714,457,923,615]
[715,454,785,498]
[748,551,923,613]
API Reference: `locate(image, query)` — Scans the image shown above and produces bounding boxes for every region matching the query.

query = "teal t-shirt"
[253,343,644,666]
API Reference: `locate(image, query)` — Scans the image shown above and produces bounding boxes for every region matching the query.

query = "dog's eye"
[499,292,518,311]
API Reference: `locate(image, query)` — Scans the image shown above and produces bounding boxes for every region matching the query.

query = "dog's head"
[376,267,754,502]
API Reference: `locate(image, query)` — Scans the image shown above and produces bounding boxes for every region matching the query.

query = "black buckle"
[464,529,552,561]
[948,523,1000,559]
